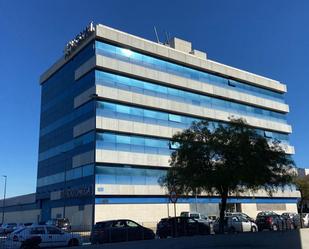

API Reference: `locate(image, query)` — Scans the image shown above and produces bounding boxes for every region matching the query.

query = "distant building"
[0,23,300,229]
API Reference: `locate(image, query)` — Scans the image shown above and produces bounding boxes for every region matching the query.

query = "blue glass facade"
[36,27,293,223]
[37,38,291,196]
[96,101,290,144]
[37,41,96,202]
[96,70,287,124]
[96,41,285,103]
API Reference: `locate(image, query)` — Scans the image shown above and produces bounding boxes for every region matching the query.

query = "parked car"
[255,211,285,231]
[281,212,301,229]
[180,212,212,223]
[4,225,81,248]
[46,218,71,231]
[226,212,255,223]
[213,215,258,233]
[0,223,17,235]
[302,213,309,227]
[156,216,211,239]
[18,236,41,249]
[90,219,155,244]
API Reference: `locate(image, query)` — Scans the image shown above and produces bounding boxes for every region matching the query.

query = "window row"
[39,132,94,161]
[95,165,166,186]
[40,101,94,137]
[41,70,95,114]
[95,70,287,124]
[37,164,94,188]
[96,101,290,143]
[96,132,172,155]
[95,41,285,103]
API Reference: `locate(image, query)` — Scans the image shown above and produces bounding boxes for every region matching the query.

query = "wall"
[95,203,220,229]
[241,203,298,218]
[51,204,93,231]
[2,209,41,224]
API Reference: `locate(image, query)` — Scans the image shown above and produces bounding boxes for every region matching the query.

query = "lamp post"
[61,152,67,219]
[1,175,7,224]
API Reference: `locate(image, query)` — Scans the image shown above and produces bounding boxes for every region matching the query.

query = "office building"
[1,23,300,229]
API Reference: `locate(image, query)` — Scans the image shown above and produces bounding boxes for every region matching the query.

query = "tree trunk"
[219,191,228,233]
[300,198,304,228]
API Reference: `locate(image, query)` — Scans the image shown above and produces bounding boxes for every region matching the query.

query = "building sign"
[64,21,95,59]
[61,185,93,199]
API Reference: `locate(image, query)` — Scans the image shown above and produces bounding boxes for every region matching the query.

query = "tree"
[160,119,295,233]
[294,174,309,227]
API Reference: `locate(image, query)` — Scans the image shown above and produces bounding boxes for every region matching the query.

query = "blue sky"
[0,0,308,197]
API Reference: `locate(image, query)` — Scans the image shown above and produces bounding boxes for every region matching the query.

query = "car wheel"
[68,238,79,247]
[272,224,278,231]
[251,226,257,232]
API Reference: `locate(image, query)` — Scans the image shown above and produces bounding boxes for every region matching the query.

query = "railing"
[0,220,306,248]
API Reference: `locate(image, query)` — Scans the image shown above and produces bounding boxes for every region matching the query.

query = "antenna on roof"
[154,26,160,44]
[164,30,170,46]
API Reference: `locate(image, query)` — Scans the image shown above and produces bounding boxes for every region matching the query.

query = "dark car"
[90,219,155,244]
[255,211,285,231]
[281,212,301,229]
[46,218,71,231]
[156,217,211,239]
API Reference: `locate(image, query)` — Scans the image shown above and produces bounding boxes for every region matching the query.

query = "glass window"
[144,110,157,119]
[102,133,116,143]
[47,227,63,234]
[30,227,45,235]
[103,102,116,111]
[83,164,94,177]
[116,105,130,114]
[131,136,145,146]
[126,220,139,227]
[264,131,273,138]
[116,135,131,144]
[113,220,126,228]
[169,114,182,123]
[130,107,143,117]
[228,80,236,87]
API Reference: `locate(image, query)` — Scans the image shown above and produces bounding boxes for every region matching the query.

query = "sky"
[0,0,309,198]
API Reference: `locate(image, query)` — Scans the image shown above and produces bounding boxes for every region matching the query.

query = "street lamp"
[61,152,68,219]
[1,175,7,224]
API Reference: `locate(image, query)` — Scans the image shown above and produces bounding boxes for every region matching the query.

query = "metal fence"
[0,221,305,249]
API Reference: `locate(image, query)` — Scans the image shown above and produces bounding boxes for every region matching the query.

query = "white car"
[214,215,258,233]
[4,225,81,248]
[180,211,212,224]
[302,213,309,228]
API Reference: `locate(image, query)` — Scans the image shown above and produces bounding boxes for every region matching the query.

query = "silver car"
[214,215,258,233]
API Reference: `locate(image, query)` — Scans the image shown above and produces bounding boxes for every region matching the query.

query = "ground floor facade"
[0,193,299,231]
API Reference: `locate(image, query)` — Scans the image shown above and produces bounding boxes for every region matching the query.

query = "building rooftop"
[40,23,286,93]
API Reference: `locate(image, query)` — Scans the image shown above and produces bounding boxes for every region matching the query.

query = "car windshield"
[190,214,200,219]
[180,212,189,217]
